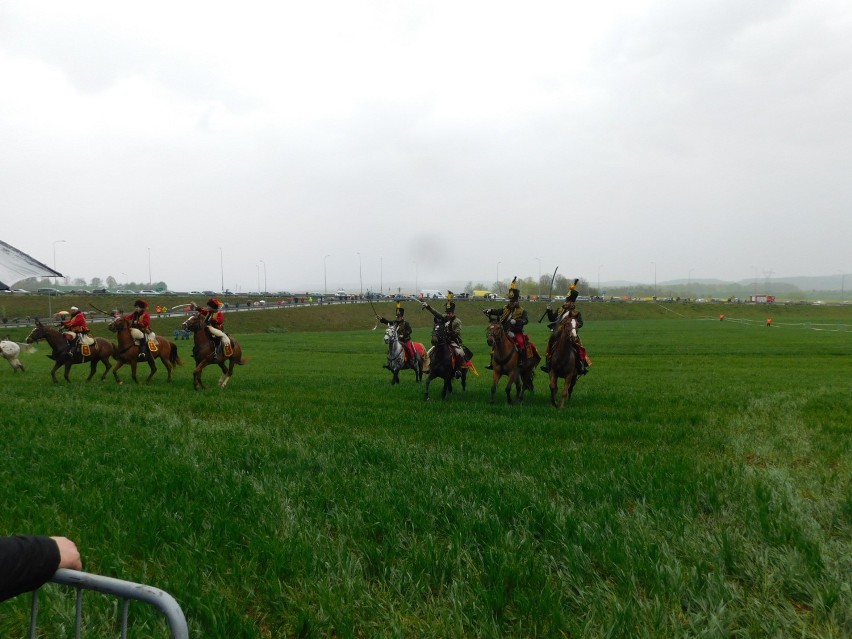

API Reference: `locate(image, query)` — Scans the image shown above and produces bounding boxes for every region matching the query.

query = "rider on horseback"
[125,299,154,360]
[484,277,532,370]
[377,302,416,366]
[200,298,232,357]
[61,306,89,360]
[541,280,592,375]
[422,292,468,378]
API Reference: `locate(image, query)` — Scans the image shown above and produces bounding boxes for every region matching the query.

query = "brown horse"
[547,325,579,408]
[107,315,182,384]
[485,321,540,404]
[25,320,114,383]
[182,312,245,389]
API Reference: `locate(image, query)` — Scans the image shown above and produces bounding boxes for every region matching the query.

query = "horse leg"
[550,372,559,407]
[65,363,74,383]
[490,372,500,404]
[50,361,61,383]
[424,374,433,401]
[145,359,157,384]
[111,360,126,385]
[193,362,207,389]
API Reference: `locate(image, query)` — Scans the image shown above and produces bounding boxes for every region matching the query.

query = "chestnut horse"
[107,315,182,384]
[25,320,114,383]
[485,320,540,404]
[546,322,579,408]
[181,312,245,389]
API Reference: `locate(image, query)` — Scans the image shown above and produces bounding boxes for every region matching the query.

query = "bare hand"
[51,536,82,571]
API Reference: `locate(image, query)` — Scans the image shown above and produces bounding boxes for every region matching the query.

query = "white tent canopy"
[0,240,62,289]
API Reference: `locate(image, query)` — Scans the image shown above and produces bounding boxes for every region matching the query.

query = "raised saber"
[538,266,559,322]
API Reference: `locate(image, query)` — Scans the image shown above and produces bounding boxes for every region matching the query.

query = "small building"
[750,294,776,304]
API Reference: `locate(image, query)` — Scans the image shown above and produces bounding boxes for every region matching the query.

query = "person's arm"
[421,303,442,322]
[0,535,80,602]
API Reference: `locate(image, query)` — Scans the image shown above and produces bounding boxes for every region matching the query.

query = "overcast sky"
[2,0,850,294]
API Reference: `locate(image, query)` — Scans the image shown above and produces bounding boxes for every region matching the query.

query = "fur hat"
[69,306,79,313]
[134,299,148,309]
[395,302,404,317]
[207,298,221,310]
[507,277,520,300]
[444,291,456,312]
[566,278,580,304]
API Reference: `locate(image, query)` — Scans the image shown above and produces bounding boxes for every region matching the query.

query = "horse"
[181,312,245,389]
[383,324,425,384]
[485,320,540,404]
[424,321,467,401]
[1,339,31,372]
[547,320,580,408]
[107,315,182,384]
[24,320,114,383]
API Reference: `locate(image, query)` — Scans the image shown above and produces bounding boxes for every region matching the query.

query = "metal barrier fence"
[29,569,188,639]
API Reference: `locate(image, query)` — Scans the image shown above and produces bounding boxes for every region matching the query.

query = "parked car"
[114,289,136,295]
[91,289,113,295]
[68,289,91,295]
[138,289,160,295]
[2,288,31,294]
[37,287,63,295]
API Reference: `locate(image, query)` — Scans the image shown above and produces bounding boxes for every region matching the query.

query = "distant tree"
[72,277,86,286]
[90,277,103,288]
[106,276,118,288]
[464,282,474,294]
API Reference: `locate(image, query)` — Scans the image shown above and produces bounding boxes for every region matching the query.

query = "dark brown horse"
[424,321,467,401]
[547,324,579,408]
[485,321,540,404]
[25,320,114,383]
[107,315,182,384]
[182,312,245,389]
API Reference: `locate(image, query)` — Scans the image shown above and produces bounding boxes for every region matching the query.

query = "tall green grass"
[1,310,850,637]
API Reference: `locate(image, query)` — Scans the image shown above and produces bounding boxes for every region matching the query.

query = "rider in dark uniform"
[422,292,468,378]
[377,302,416,365]
[541,279,591,375]
[483,277,531,370]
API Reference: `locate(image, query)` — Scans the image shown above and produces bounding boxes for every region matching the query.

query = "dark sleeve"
[378,317,389,325]
[424,305,443,322]
[517,310,529,326]
[545,308,558,322]
[575,313,584,329]
[0,536,61,602]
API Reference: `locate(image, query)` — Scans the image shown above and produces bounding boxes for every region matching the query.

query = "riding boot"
[540,356,551,373]
[485,353,494,370]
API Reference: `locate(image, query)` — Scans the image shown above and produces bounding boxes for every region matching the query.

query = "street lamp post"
[598,264,603,295]
[324,255,329,298]
[497,262,501,292]
[413,261,418,296]
[651,261,657,298]
[256,264,260,292]
[52,239,66,272]
[260,260,267,294]
[357,252,363,296]
[148,248,152,287]
[219,247,224,293]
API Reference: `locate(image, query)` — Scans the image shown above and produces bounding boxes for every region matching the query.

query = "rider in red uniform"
[125,299,153,359]
[200,298,231,355]
[61,306,89,359]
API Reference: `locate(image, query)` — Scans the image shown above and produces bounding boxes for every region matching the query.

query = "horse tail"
[170,343,183,366]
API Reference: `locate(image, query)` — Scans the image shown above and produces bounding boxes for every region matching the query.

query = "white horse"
[1,339,32,373]
[383,324,424,385]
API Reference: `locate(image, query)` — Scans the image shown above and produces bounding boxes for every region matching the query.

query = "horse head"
[25,321,47,344]
[107,314,127,333]
[383,324,397,345]
[182,312,205,332]
[485,321,502,347]
[431,321,448,346]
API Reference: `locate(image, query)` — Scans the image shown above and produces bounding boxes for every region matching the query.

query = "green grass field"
[1,303,850,638]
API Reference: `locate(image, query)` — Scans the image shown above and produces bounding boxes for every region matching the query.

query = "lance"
[538,266,559,322]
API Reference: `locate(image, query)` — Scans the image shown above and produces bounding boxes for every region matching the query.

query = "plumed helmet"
[444,291,455,312]
[507,277,520,300]
[566,278,580,303]
[395,302,404,317]
[207,298,221,310]
[134,299,148,309]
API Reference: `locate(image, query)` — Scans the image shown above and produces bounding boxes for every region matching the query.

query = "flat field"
[1,304,850,638]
